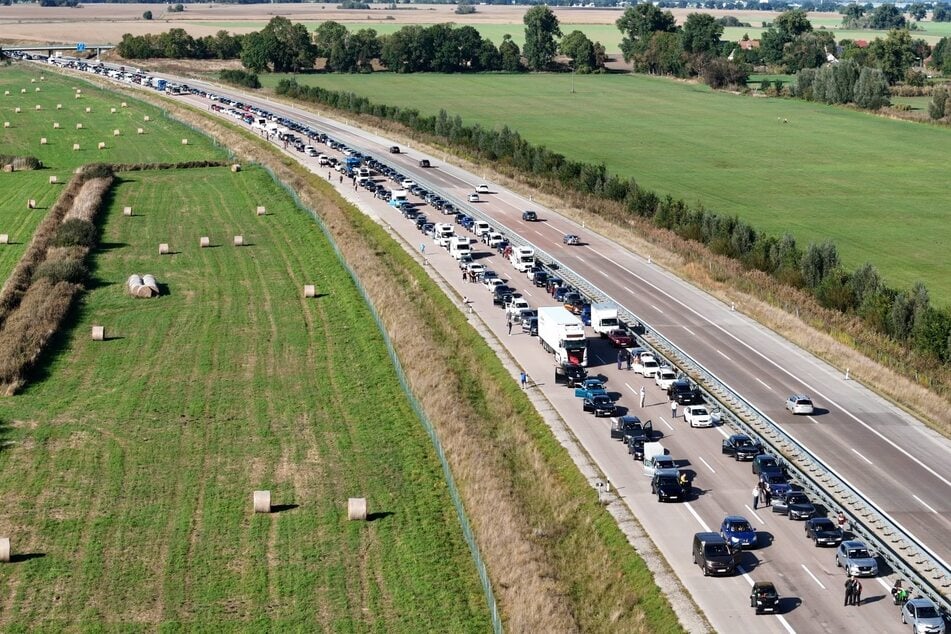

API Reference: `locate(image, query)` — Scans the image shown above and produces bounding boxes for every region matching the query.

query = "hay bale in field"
[199,236,210,248]
[113,129,120,137]
[27,200,36,209]
[74,94,81,99]
[121,102,127,108]
[85,107,91,113]
[158,243,169,255]
[126,274,146,297]
[143,115,150,122]
[2,122,8,129]
[304,284,316,298]
[256,206,266,216]
[0,538,10,563]
[142,274,159,294]
[231,164,241,172]
[35,104,41,111]
[253,490,271,514]
[233,235,244,247]
[91,326,105,341]
[56,103,62,110]
[14,107,20,113]
[136,128,144,135]
[181,138,188,145]
[72,144,80,151]
[134,284,154,299]
[97,142,106,150]
[348,498,367,521]
[53,122,60,129]
[76,123,82,129]
[19,88,25,94]
[110,107,116,114]
[3,90,9,96]
[40,138,47,145]
[123,206,132,216]
[35,87,41,93]
[0,235,8,245]
[49,176,57,184]
[2,165,11,173]
[75,89,81,94]
[31,79,36,83]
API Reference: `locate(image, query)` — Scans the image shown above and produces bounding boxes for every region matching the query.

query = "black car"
[533,270,550,287]
[651,472,684,502]
[721,434,762,461]
[752,454,784,477]
[554,363,588,388]
[610,415,643,440]
[493,286,515,307]
[750,581,780,614]
[804,517,844,547]
[522,210,538,221]
[418,159,431,168]
[583,394,615,417]
[772,491,815,520]
[668,379,703,405]
[627,435,645,461]
[389,145,400,153]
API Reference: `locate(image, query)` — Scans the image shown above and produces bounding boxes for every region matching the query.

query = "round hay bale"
[74,93,81,99]
[303,284,316,298]
[19,88,26,94]
[256,206,266,216]
[181,138,188,145]
[2,122,9,129]
[97,142,106,150]
[85,107,91,113]
[253,490,271,514]
[110,107,116,114]
[134,285,154,299]
[14,107,20,113]
[40,137,47,145]
[127,274,143,291]
[121,102,127,108]
[35,87,41,93]
[0,538,10,563]
[143,115,150,122]
[31,79,36,83]
[75,89,81,94]
[35,104,41,111]
[122,206,132,216]
[348,498,368,521]
[199,236,210,248]
[76,123,82,129]
[0,235,8,245]
[158,243,169,255]
[142,274,159,294]
[72,144,80,151]
[230,164,241,173]
[56,103,62,110]
[53,122,60,129]
[49,175,57,184]
[27,199,36,209]
[113,129,120,136]
[233,235,244,247]
[136,128,144,135]
[3,90,9,96]
[91,326,105,341]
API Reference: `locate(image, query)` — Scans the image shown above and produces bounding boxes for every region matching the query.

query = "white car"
[785,395,814,415]
[483,277,503,291]
[633,352,659,377]
[468,193,480,202]
[683,405,713,428]
[505,298,530,318]
[654,367,678,390]
[401,179,415,189]
[467,263,486,278]
[476,184,490,193]
[643,454,677,477]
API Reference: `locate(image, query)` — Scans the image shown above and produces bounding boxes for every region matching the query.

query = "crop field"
[0,172,60,287]
[266,71,951,305]
[0,165,489,629]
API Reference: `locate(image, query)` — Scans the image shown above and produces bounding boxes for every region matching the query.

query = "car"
[627,435,646,461]
[654,367,678,390]
[475,184,490,193]
[643,453,676,477]
[554,363,588,388]
[583,394,616,417]
[418,159,431,168]
[771,491,815,520]
[693,532,735,577]
[468,193,480,202]
[632,352,660,378]
[610,414,643,440]
[532,270,549,287]
[401,179,415,189]
[759,472,792,499]
[785,395,815,415]
[804,517,844,547]
[563,293,585,315]
[466,263,486,278]
[606,329,633,348]
[683,405,713,428]
[493,286,516,307]
[522,317,538,336]
[651,470,684,502]
[483,276,503,291]
[750,581,780,615]
[575,378,608,400]
[563,234,580,245]
[668,379,703,405]
[388,145,400,154]
[752,454,783,476]
[902,597,946,634]
[721,434,762,461]
[521,210,538,221]
[835,540,878,576]
[720,515,757,549]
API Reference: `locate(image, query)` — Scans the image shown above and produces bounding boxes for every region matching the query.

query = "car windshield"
[916,606,939,618]
[735,438,753,447]
[655,458,675,469]
[706,544,730,556]
[760,458,778,468]
[813,520,835,531]
[657,476,678,486]
[693,408,708,416]
[765,475,786,484]
[789,494,808,504]
[594,396,611,404]
[848,549,870,559]
[728,521,752,532]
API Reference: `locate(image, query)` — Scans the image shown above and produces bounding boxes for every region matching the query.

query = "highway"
[50,63,950,631]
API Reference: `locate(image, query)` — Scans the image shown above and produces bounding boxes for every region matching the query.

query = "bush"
[702,59,749,89]
[142,10,152,20]
[80,163,114,179]
[52,219,97,248]
[337,0,369,8]
[219,69,261,90]
[32,258,88,285]
[455,2,476,14]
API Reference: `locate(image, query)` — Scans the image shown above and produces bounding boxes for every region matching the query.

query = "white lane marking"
[682,326,696,336]
[658,416,674,431]
[806,416,820,425]
[850,448,873,465]
[716,425,730,439]
[716,349,731,361]
[685,502,710,532]
[801,564,826,590]
[522,289,533,298]
[593,354,605,364]
[913,495,938,514]
[607,259,951,493]
[776,615,796,634]
[745,506,766,524]
[576,256,585,263]
[625,383,638,394]
[697,456,716,474]
[756,378,772,391]
[534,230,546,237]
[650,304,663,313]
[624,286,634,293]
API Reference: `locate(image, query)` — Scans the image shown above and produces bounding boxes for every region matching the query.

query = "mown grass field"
[0,165,489,629]
[264,71,951,305]
[0,172,60,287]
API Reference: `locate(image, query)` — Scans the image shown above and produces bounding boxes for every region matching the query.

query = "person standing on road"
[617,350,624,370]
[763,486,772,507]
[844,577,854,606]
[853,579,862,606]
[670,400,677,419]
[639,386,646,409]
[753,485,760,510]
[626,350,633,371]
[520,371,527,390]
[507,318,513,336]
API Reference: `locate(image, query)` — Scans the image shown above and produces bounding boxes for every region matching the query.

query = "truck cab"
[510,246,536,272]
[448,236,471,260]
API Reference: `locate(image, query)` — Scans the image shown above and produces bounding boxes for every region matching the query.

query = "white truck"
[449,236,471,260]
[591,302,620,336]
[538,307,588,367]
[510,245,535,273]
[434,223,454,247]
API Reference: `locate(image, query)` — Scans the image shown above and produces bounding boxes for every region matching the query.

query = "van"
[449,236,471,260]
[692,532,735,576]
[434,223,454,247]
[473,221,491,237]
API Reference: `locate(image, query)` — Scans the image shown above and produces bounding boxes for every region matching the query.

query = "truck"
[591,302,620,336]
[538,307,587,367]
[510,245,535,273]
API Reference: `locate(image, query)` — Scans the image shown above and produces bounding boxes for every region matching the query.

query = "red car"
[607,329,633,348]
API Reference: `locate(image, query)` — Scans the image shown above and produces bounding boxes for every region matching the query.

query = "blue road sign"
[76,43,86,52]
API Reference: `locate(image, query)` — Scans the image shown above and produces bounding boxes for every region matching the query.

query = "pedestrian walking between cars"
[670,400,677,419]
[639,386,646,409]
[753,486,760,510]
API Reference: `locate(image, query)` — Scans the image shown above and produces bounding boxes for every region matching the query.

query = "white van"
[449,236,471,260]
[473,221,491,237]
[434,223,454,247]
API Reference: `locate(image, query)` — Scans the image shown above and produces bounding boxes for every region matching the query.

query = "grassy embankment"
[0,66,491,630]
[258,71,951,307]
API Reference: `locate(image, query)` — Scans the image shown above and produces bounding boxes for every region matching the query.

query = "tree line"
[274,78,951,364]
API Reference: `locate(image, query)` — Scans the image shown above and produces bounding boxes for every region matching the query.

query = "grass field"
[0,165,490,629]
[264,71,951,305]
[0,172,61,287]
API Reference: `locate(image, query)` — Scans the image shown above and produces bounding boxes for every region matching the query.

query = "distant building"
[739,40,761,51]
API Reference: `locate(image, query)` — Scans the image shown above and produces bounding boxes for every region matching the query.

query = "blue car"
[759,472,792,499]
[574,378,607,399]
[720,515,757,549]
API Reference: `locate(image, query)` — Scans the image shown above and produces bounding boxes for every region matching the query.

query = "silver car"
[902,597,946,634]
[785,395,814,415]
[835,540,878,577]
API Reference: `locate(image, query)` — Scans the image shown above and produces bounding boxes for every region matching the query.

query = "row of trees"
[116,29,243,60]
[275,78,951,362]
[794,59,890,109]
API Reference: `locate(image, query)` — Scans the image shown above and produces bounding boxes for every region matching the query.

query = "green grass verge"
[0,172,61,285]
[0,165,490,630]
[259,71,951,305]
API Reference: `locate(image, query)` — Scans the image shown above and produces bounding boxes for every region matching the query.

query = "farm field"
[0,172,59,287]
[264,72,951,305]
[0,165,490,629]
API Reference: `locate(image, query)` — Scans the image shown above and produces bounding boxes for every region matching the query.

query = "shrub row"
[219,69,261,90]
[276,77,951,364]
[0,155,42,171]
